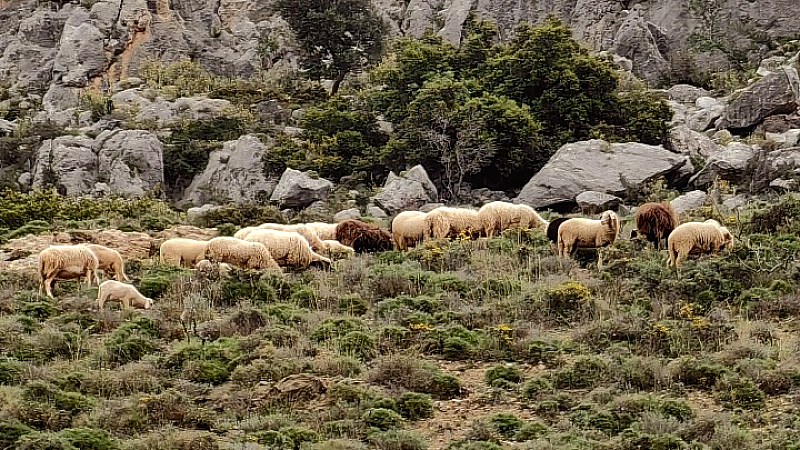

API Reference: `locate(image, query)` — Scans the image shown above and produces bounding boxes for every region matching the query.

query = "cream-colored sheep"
[304,222,338,241]
[667,219,734,268]
[391,211,429,250]
[245,229,332,270]
[557,210,620,258]
[38,245,101,298]
[204,237,282,272]
[478,201,549,238]
[85,244,130,282]
[425,207,483,240]
[159,238,208,268]
[97,280,153,310]
[195,259,233,277]
[319,240,355,259]
[233,226,260,240]
[257,223,325,251]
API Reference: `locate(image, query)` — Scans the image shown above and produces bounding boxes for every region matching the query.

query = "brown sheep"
[38,245,101,298]
[85,244,130,282]
[667,219,734,268]
[633,202,679,250]
[334,219,393,253]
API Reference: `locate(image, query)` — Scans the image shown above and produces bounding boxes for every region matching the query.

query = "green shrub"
[249,430,295,449]
[15,432,78,450]
[542,280,595,323]
[338,294,369,316]
[0,359,25,385]
[552,356,609,389]
[312,317,366,341]
[395,392,433,421]
[429,373,463,400]
[337,331,376,361]
[162,337,243,385]
[103,318,160,365]
[57,428,118,450]
[196,202,284,229]
[138,266,189,299]
[0,422,33,448]
[20,301,55,321]
[485,364,524,387]
[520,377,553,400]
[367,430,428,450]
[446,441,503,450]
[363,408,405,431]
[513,421,549,441]
[713,375,766,410]
[216,222,237,237]
[220,275,278,305]
[488,413,524,439]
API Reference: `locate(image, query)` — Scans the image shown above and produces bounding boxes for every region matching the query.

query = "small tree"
[275,0,386,95]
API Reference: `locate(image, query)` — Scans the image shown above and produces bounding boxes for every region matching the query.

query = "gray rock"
[722,194,749,211]
[51,8,107,87]
[687,97,726,132]
[667,125,723,159]
[0,119,16,134]
[763,147,800,183]
[668,85,711,104]
[575,191,622,214]
[690,142,759,188]
[514,140,687,209]
[93,129,164,196]
[718,66,800,130]
[671,190,708,216]
[184,135,278,205]
[334,208,361,221]
[115,77,144,91]
[611,13,669,84]
[373,165,438,214]
[712,130,733,144]
[32,136,98,195]
[765,129,800,149]
[770,178,798,191]
[367,205,389,219]
[187,204,221,225]
[270,168,334,209]
[758,56,788,75]
[419,203,445,213]
[135,96,233,125]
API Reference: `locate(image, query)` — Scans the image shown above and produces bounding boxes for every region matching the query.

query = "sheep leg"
[45,277,55,298]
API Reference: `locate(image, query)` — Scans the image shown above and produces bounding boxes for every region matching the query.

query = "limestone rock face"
[31,136,98,195]
[718,67,800,131]
[373,165,438,215]
[514,140,686,209]
[270,168,334,209]
[671,190,708,217]
[689,142,759,189]
[184,135,277,205]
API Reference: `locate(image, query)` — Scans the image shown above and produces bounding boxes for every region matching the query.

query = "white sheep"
[204,237,282,272]
[85,244,130,282]
[319,240,355,259]
[257,223,325,251]
[391,211,429,250]
[233,226,259,240]
[667,219,734,268]
[159,238,208,268]
[557,210,620,258]
[97,280,153,310]
[425,207,483,240]
[478,201,549,238]
[304,222,338,241]
[38,245,101,298]
[195,259,233,278]
[245,229,332,270]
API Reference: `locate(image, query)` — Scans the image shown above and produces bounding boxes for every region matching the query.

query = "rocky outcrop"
[514,140,686,209]
[611,12,669,83]
[270,168,334,209]
[576,191,622,214]
[689,142,759,188]
[718,67,800,131]
[184,135,277,205]
[373,165,438,215]
[671,190,708,217]
[31,136,98,195]
[667,125,723,159]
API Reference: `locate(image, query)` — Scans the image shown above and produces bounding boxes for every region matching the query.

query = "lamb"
[204,237,282,272]
[425,207,483,240]
[38,245,101,298]
[304,222,338,241]
[233,226,259,240]
[195,259,233,278]
[334,219,394,253]
[667,219,734,268]
[85,244,130,282]
[477,201,548,238]
[245,229,332,270]
[159,238,208,268]
[546,217,571,244]
[320,240,355,259]
[257,223,325,251]
[391,211,429,250]
[633,202,679,250]
[557,210,620,258]
[97,280,153,310]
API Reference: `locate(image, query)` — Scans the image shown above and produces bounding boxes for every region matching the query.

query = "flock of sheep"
[34,200,734,310]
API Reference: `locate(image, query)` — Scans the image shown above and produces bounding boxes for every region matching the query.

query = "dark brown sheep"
[634,202,679,249]
[547,217,571,244]
[335,219,394,253]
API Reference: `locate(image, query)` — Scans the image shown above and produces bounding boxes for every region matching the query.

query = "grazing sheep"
[233,226,259,240]
[85,244,130,282]
[335,219,394,253]
[97,280,153,310]
[204,237,282,271]
[159,238,208,268]
[391,211,428,250]
[667,219,734,268]
[557,211,620,258]
[195,259,233,278]
[320,240,355,259]
[245,229,332,270]
[38,245,101,298]
[304,222,338,241]
[547,217,571,244]
[634,202,679,250]
[478,201,548,238]
[425,207,483,240]
[257,223,325,251]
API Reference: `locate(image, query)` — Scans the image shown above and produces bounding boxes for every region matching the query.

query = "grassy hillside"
[2,194,800,449]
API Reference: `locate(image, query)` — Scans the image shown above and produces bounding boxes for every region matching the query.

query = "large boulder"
[671,190,708,217]
[687,97,726,132]
[718,66,800,131]
[514,140,686,209]
[93,129,164,196]
[667,125,723,159]
[31,136,98,195]
[689,142,759,188]
[184,135,278,205]
[611,12,670,84]
[373,165,438,215]
[270,168,333,209]
[667,84,711,104]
